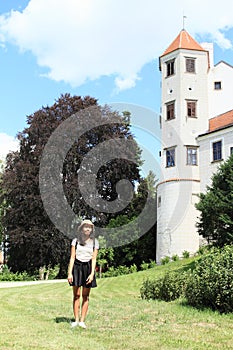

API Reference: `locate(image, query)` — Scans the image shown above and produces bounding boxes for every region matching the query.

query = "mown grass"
[0,258,232,350]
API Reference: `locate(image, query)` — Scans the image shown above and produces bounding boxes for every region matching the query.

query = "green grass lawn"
[0,258,232,350]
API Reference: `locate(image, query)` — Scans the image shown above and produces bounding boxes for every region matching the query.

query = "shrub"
[185,245,233,313]
[140,261,150,270]
[182,250,190,259]
[140,270,189,302]
[101,263,138,278]
[161,256,170,265]
[172,254,179,262]
[0,265,33,281]
[140,260,157,270]
[149,260,157,268]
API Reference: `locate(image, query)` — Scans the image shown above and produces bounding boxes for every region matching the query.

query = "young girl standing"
[67,219,99,329]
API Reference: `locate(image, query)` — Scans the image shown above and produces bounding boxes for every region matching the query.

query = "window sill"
[211,159,223,164]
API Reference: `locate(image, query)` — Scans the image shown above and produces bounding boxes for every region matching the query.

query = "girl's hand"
[67,275,73,285]
[86,274,94,284]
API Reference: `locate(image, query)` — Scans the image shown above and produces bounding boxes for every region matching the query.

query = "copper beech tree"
[1,94,143,276]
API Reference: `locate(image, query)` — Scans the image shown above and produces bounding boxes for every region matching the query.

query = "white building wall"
[156,179,200,261]
[198,126,233,193]
[208,62,233,118]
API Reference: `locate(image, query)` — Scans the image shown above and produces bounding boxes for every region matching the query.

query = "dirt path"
[0,279,67,288]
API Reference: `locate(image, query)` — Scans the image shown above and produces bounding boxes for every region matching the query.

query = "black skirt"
[72,259,97,288]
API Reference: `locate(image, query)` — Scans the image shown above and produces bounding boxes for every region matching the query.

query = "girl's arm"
[86,248,98,284]
[67,245,76,284]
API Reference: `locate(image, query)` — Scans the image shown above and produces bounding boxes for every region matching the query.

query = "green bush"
[140,261,150,270]
[101,264,137,278]
[140,270,189,302]
[182,250,190,259]
[0,265,34,281]
[185,245,233,313]
[172,254,179,262]
[161,256,170,265]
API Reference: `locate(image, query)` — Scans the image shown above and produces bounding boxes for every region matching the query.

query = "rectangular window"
[213,141,222,161]
[166,59,175,77]
[158,196,161,207]
[166,147,175,167]
[187,147,198,165]
[186,58,195,73]
[214,81,222,90]
[230,146,233,155]
[166,102,175,120]
[187,100,197,118]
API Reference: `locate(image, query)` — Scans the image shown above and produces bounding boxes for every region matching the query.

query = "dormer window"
[166,59,175,77]
[186,58,195,73]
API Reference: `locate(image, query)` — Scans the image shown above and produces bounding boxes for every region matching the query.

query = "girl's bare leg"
[80,287,91,322]
[72,286,81,321]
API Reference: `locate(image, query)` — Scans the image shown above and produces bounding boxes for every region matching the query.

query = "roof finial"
[182,13,187,30]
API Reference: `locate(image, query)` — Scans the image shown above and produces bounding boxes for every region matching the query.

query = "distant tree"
[196,154,233,247]
[107,172,157,268]
[0,94,142,275]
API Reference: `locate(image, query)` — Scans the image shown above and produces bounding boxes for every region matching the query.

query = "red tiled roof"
[209,110,233,132]
[160,30,205,57]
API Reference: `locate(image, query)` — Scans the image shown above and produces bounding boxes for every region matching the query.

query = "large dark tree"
[196,154,233,247]
[1,94,142,275]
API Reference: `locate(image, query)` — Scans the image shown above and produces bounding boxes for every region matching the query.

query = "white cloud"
[115,74,140,92]
[0,133,19,159]
[0,0,233,91]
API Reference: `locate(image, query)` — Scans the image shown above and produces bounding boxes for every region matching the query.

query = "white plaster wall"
[156,180,200,262]
[208,62,233,118]
[198,126,233,193]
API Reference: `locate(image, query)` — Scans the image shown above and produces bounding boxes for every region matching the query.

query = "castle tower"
[156,30,210,262]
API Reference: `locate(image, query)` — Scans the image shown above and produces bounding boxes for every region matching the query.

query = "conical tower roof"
[160,29,205,58]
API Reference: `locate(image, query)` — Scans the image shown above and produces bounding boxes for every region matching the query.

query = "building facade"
[156,30,233,262]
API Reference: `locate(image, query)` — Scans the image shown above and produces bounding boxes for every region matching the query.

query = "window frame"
[166,59,175,77]
[166,101,175,120]
[166,147,176,167]
[214,81,222,90]
[185,57,196,73]
[186,146,198,166]
[186,100,197,118]
[212,140,222,162]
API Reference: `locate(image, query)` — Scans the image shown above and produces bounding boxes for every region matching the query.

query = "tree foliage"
[106,173,157,268]
[1,94,142,275]
[196,154,233,246]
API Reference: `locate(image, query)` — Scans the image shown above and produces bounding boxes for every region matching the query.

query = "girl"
[67,219,99,329]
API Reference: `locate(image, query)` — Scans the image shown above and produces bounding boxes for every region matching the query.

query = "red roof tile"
[160,30,205,57]
[209,110,233,132]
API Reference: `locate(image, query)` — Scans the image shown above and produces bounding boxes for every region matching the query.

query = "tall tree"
[196,154,233,247]
[1,94,142,275]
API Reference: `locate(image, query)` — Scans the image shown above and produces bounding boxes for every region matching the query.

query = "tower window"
[187,100,197,118]
[166,101,175,120]
[166,59,175,77]
[187,147,198,165]
[186,58,195,73]
[230,146,233,155]
[212,141,222,162]
[214,81,222,90]
[166,147,175,167]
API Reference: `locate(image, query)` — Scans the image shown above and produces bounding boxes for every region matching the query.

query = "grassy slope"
[0,258,232,350]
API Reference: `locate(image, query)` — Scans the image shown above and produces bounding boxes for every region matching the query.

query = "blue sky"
[0,0,233,176]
